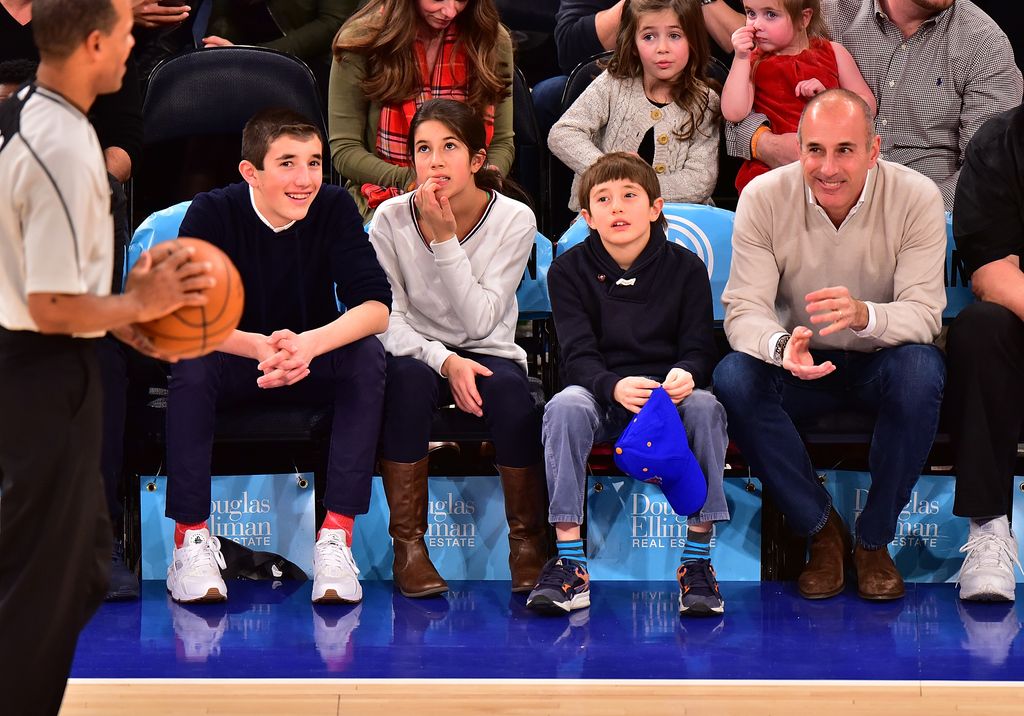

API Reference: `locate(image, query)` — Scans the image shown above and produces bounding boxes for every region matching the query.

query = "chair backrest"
[511,65,548,234]
[125,201,192,284]
[556,203,735,320]
[945,210,974,321]
[143,47,327,144]
[136,47,330,227]
[560,52,610,113]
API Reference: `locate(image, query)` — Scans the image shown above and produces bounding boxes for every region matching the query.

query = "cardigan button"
[654,163,666,174]
[650,108,663,120]
[657,133,669,145]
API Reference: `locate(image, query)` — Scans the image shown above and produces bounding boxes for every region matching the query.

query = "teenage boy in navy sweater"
[163,108,392,606]
[528,152,729,617]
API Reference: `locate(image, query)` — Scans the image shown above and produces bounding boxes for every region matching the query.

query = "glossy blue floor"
[70,580,1023,681]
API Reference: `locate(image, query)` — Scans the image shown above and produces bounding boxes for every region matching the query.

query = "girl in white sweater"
[368,99,548,599]
[549,0,721,212]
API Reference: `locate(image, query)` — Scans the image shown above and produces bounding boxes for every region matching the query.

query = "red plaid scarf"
[361,26,495,209]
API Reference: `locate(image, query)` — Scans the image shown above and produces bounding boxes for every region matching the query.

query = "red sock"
[174,520,208,548]
[319,511,354,545]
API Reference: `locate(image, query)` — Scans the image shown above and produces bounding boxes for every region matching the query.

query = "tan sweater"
[722,159,946,363]
[548,71,719,212]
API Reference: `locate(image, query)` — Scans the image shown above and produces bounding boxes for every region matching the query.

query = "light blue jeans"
[542,386,730,526]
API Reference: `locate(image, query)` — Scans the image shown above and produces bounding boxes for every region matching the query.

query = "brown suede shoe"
[853,545,905,600]
[798,508,852,599]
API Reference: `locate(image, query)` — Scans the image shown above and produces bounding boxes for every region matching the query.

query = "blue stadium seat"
[125,201,191,283]
[555,203,735,320]
[517,231,553,320]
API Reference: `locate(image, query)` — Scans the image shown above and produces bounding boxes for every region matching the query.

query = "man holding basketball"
[163,108,392,606]
[0,1,213,713]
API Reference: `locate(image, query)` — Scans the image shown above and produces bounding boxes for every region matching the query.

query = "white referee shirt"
[0,84,113,337]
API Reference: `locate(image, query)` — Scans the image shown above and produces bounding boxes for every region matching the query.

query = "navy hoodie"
[548,222,717,407]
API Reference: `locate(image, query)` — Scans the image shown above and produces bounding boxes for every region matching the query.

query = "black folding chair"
[135,46,332,229]
[511,65,549,234]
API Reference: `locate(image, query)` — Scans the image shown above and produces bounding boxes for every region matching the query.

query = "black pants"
[0,329,112,716]
[947,301,1024,518]
[379,351,542,467]
[165,336,386,523]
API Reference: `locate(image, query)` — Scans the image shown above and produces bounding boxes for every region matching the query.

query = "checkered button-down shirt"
[726,0,1023,209]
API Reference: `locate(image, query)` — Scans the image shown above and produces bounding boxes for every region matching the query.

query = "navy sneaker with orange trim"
[526,557,591,614]
[678,559,725,616]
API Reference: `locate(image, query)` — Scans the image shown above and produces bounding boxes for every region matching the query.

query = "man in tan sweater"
[714,90,947,601]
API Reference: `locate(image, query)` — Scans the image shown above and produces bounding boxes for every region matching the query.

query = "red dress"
[735,37,840,193]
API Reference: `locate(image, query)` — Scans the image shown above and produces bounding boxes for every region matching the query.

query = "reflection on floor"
[70,580,1023,681]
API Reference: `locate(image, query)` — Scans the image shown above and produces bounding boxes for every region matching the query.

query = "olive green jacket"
[327,25,515,219]
[208,0,356,63]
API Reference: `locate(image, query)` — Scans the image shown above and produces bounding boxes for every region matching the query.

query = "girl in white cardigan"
[368,99,548,600]
[549,0,721,212]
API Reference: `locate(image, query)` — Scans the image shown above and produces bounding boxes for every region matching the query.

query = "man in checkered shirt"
[726,0,1022,209]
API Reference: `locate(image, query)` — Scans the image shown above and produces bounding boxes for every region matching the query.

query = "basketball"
[136,237,244,360]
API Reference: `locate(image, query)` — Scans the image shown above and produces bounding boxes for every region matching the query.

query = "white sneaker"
[313,602,362,669]
[957,518,1022,602]
[167,528,228,603]
[168,597,228,663]
[312,528,362,604]
[957,599,1021,667]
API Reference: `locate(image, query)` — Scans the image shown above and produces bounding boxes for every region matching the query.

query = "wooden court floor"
[62,679,1024,715]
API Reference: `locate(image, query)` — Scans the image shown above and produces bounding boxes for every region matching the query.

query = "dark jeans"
[380,351,542,467]
[947,301,1024,518]
[713,345,945,548]
[0,330,111,716]
[165,336,385,523]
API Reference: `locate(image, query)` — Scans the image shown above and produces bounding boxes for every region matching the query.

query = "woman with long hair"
[329,0,514,219]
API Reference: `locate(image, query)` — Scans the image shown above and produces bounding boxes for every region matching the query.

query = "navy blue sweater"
[549,224,717,407]
[178,182,392,335]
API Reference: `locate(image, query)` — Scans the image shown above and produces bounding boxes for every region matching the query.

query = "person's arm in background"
[701,0,744,54]
[132,0,190,29]
[485,26,515,177]
[554,0,619,74]
[328,50,416,189]
[262,0,357,64]
[547,71,613,175]
[954,109,1024,320]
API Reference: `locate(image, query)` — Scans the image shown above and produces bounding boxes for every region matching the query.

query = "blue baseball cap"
[613,386,708,517]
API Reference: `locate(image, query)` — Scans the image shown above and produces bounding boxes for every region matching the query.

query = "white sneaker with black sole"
[958,518,1022,602]
[167,528,228,603]
[312,528,362,604]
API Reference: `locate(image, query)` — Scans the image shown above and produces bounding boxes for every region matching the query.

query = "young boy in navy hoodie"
[528,152,729,617]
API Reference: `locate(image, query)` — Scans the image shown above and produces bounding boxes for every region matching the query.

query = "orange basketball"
[136,237,245,360]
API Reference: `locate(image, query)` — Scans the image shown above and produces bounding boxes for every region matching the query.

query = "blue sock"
[681,528,712,564]
[557,539,587,567]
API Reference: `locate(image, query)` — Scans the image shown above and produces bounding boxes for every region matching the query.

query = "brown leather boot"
[798,507,852,599]
[854,545,905,600]
[497,463,551,592]
[380,457,448,598]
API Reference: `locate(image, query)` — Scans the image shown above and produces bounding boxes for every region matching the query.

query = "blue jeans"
[713,345,945,548]
[542,386,730,526]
